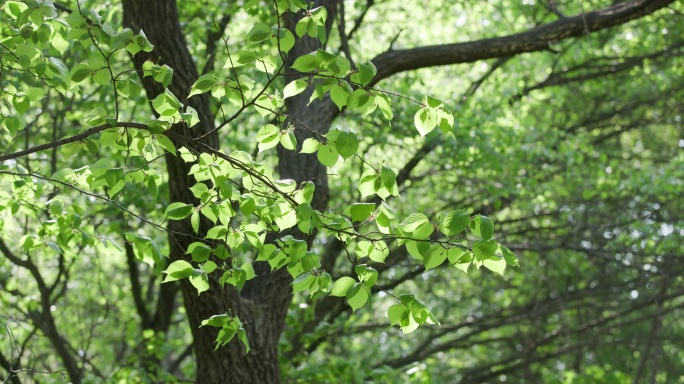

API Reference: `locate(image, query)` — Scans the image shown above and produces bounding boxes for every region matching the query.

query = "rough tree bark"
[118,0,675,382]
[120,0,338,383]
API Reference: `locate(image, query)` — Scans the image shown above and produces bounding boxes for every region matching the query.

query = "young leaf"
[157,134,176,155]
[256,124,279,153]
[483,257,506,276]
[330,84,351,110]
[414,108,436,137]
[347,203,375,222]
[300,138,320,154]
[336,131,359,159]
[440,209,470,236]
[190,274,209,295]
[189,73,218,97]
[472,239,498,262]
[280,131,297,150]
[388,304,408,326]
[423,246,447,270]
[291,53,319,72]
[165,202,194,220]
[317,144,338,167]
[191,210,200,234]
[469,215,494,240]
[283,78,309,99]
[500,245,520,267]
[162,260,194,282]
[346,283,369,312]
[330,276,356,297]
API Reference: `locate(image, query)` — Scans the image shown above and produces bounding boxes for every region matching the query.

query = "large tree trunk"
[121,1,337,382]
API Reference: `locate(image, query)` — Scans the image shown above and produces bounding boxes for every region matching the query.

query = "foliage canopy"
[0,0,682,383]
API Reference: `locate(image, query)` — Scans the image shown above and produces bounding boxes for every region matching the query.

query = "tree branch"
[0,122,148,163]
[124,240,151,328]
[0,238,81,383]
[370,0,675,84]
[347,0,374,41]
[201,14,232,75]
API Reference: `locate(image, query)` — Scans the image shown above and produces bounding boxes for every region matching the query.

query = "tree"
[0,0,681,383]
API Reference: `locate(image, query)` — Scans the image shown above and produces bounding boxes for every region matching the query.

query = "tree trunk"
[121,1,337,382]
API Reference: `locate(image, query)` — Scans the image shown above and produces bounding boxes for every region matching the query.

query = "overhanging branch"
[370,0,675,84]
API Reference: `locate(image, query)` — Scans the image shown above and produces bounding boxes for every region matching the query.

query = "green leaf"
[317,144,338,167]
[358,170,379,198]
[447,247,467,264]
[379,166,398,199]
[294,181,315,204]
[292,272,315,293]
[245,23,271,43]
[189,73,218,98]
[70,64,91,83]
[206,225,228,240]
[347,203,375,222]
[440,209,470,236]
[451,251,472,274]
[9,100,29,123]
[256,244,277,262]
[83,107,107,126]
[336,131,359,159]
[270,27,295,53]
[190,274,209,295]
[330,84,351,110]
[280,130,297,150]
[469,215,494,240]
[368,241,389,263]
[347,89,371,110]
[388,304,408,326]
[93,69,111,86]
[330,276,356,297]
[291,53,319,72]
[406,240,430,259]
[191,211,200,234]
[423,245,447,270]
[346,283,369,312]
[162,260,194,282]
[295,17,311,38]
[2,115,23,135]
[354,240,388,263]
[165,202,194,220]
[214,327,236,349]
[157,134,176,155]
[350,62,376,86]
[274,202,297,230]
[400,213,430,232]
[414,108,436,137]
[47,57,68,77]
[375,94,393,120]
[300,138,320,154]
[500,245,520,267]
[256,124,280,153]
[283,78,309,99]
[201,314,231,328]
[152,90,182,116]
[238,327,250,353]
[187,242,212,262]
[472,239,498,262]
[483,257,506,276]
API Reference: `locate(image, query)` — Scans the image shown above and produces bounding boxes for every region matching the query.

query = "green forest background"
[1,0,683,383]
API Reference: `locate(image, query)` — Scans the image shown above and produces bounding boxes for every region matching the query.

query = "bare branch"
[371,0,675,85]
[347,0,374,41]
[124,240,151,328]
[201,14,232,75]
